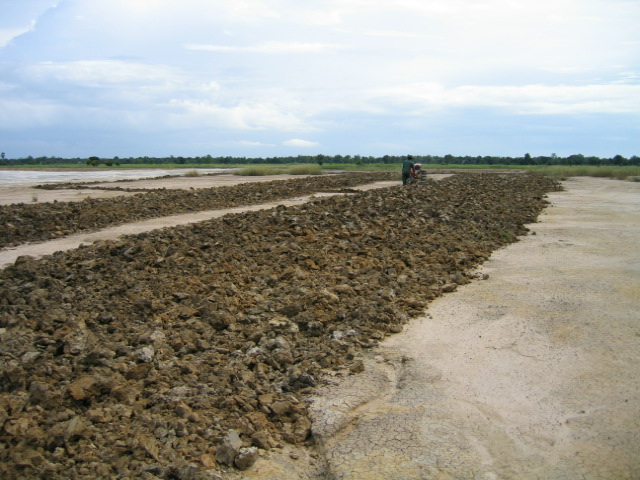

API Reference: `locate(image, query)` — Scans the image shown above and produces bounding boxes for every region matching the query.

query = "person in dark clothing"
[402,155,414,185]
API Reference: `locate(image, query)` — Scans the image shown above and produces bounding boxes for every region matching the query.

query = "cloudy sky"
[0,0,638,159]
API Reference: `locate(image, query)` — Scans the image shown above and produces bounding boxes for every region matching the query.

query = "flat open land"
[309,176,640,480]
[0,172,638,479]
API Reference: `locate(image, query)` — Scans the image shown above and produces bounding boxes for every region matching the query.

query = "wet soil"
[0,173,560,479]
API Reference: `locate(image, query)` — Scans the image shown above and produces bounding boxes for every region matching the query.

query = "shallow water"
[0,168,231,186]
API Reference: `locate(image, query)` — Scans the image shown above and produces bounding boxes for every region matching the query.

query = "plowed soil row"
[0,173,395,249]
[0,173,560,479]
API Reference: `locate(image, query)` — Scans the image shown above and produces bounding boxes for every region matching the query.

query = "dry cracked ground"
[2,171,632,479]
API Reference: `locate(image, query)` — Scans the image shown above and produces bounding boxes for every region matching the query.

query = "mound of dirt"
[0,173,560,479]
[0,172,396,248]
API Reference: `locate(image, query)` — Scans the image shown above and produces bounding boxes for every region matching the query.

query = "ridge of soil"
[0,173,396,249]
[32,172,230,191]
[0,173,560,479]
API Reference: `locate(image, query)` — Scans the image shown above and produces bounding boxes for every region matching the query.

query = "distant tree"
[1,152,4,160]
[315,154,325,166]
[524,153,531,163]
[567,154,585,165]
[86,156,100,166]
[612,154,627,165]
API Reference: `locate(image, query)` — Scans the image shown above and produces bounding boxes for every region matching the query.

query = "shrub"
[286,164,322,175]
[235,166,281,176]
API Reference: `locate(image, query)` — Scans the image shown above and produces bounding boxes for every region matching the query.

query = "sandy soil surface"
[307,177,640,480]
[0,174,314,205]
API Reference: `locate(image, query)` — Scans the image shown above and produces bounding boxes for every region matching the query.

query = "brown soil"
[0,172,560,479]
[0,173,396,248]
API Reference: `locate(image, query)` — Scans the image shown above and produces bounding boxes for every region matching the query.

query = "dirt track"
[307,177,640,480]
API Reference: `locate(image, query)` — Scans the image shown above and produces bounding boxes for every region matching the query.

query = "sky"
[0,0,639,159]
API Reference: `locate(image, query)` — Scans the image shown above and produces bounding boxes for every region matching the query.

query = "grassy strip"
[235,164,323,176]
[522,165,640,180]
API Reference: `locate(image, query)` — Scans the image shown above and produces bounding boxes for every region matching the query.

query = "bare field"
[0,174,638,479]
[307,177,640,480]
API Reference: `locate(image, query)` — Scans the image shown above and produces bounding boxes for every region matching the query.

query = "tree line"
[1,152,638,167]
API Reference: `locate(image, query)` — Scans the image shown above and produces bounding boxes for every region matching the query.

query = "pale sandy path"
[307,177,640,480]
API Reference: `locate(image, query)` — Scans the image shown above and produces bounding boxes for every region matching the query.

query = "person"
[402,155,415,185]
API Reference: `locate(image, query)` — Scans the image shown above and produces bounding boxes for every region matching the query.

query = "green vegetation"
[235,164,322,176]
[2,152,639,181]
[286,164,322,175]
[519,165,640,181]
[235,165,283,176]
[2,152,638,169]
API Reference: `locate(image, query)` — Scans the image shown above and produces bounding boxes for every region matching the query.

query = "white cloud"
[283,139,320,147]
[21,60,182,86]
[1,0,638,158]
[168,100,311,131]
[371,83,640,115]
[0,98,58,128]
[0,0,59,47]
[185,41,343,54]
[235,140,276,147]
[0,22,35,48]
